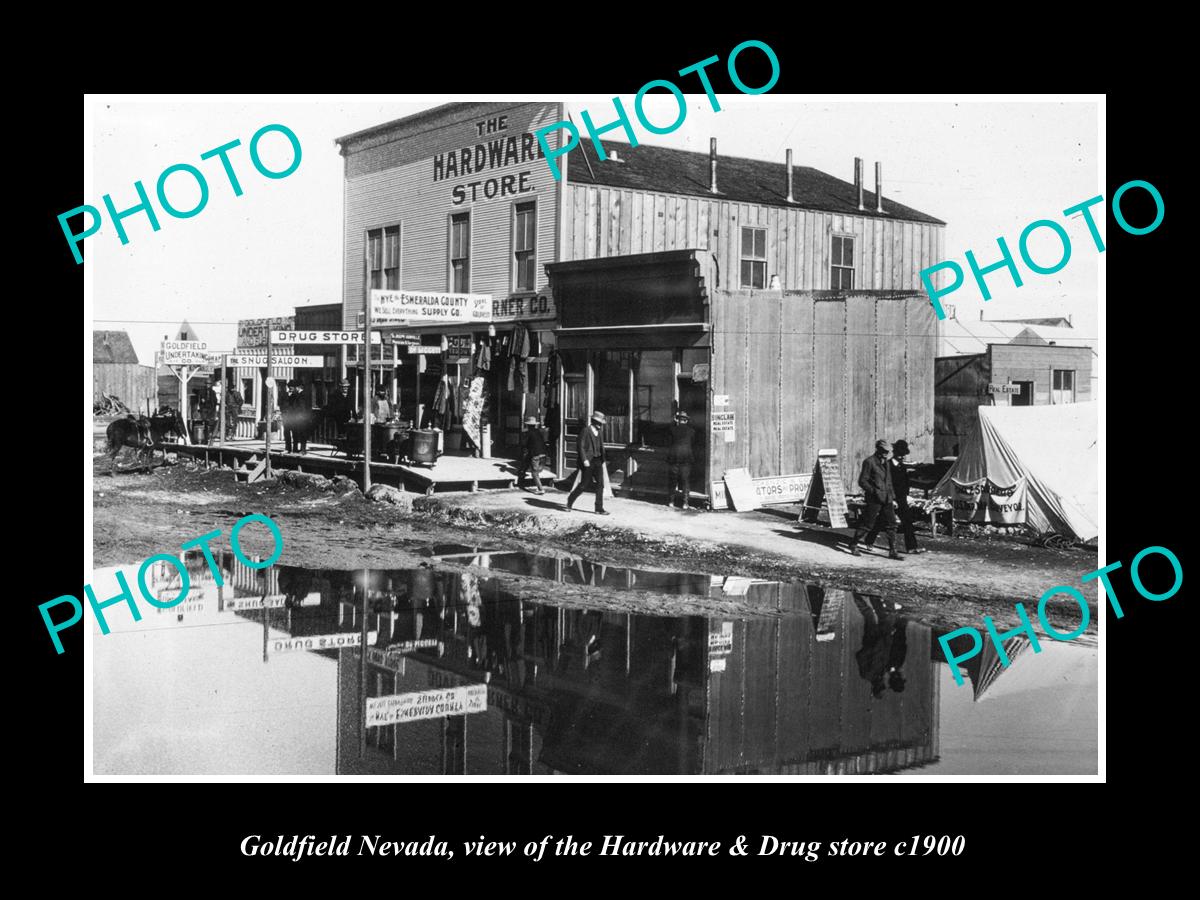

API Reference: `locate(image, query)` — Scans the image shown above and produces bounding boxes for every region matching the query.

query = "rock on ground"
[365,483,413,511]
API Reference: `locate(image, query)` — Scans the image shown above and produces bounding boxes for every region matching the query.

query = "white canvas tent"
[934,402,1098,542]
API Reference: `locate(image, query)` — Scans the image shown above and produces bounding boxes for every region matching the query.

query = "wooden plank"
[907,296,937,461]
[571,186,587,260]
[892,219,903,290]
[750,293,781,476]
[652,194,666,252]
[583,188,598,259]
[903,221,915,290]
[853,215,866,290]
[813,300,845,459]
[847,295,876,480]
[630,190,644,254]
[879,298,909,446]
[781,293,815,474]
[618,190,632,255]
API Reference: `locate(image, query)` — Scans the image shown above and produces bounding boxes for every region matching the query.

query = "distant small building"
[935,316,1093,458]
[93,330,156,411]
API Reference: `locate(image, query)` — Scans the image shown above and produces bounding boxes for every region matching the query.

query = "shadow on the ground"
[773,525,857,552]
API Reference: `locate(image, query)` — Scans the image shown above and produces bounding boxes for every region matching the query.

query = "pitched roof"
[564,139,945,225]
[938,318,1095,357]
[93,330,139,364]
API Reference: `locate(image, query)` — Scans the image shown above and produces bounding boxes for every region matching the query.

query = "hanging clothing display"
[472,340,491,374]
[507,323,532,393]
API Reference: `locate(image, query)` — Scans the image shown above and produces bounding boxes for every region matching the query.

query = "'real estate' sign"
[371,290,492,325]
[365,684,487,727]
[987,383,1022,394]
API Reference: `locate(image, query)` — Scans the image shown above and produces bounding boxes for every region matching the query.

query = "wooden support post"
[363,295,373,492]
[265,332,273,480]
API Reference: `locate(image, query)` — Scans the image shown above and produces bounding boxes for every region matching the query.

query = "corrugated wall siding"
[711,291,936,492]
[564,185,945,292]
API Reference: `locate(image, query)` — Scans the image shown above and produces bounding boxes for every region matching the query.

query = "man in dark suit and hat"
[281,379,310,454]
[866,438,925,554]
[517,415,548,494]
[667,409,696,509]
[566,410,610,515]
[849,439,901,559]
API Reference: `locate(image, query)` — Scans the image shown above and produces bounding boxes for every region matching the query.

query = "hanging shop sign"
[159,340,209,366]
[445,335,474,363]
[370,290,492,325]
[270,330,382,345]
[406,345,444,355]
[238,316,295,348]
[228,354,324,368]
[710,411,735,443]
[950,477,1028,524]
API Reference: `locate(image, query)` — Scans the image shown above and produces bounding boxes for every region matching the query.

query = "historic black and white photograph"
[86,96,1100,777]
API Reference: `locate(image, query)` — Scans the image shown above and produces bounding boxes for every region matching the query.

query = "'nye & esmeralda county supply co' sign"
[370,290,492,325]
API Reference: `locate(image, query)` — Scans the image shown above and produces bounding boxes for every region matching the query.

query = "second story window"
[368,224,401,290]
[450,213,470,293]
[514,201,537,292]
[740,226,767,289]
[831,235,854,290]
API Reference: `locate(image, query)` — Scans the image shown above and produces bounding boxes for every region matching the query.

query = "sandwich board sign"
[801,449,849,528]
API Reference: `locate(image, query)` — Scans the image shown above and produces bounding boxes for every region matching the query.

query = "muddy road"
[92,457,1097,636]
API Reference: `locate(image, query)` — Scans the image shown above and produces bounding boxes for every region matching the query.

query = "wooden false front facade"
[548,250,937,501]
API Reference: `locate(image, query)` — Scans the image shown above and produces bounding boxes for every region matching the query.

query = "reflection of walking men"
[852,593,908,698]
[849,440,900,560]
[566,411,610,515]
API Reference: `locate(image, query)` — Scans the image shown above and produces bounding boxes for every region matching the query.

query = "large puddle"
[91,548,1097,776]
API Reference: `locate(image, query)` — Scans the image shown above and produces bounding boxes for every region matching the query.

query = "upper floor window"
[1052,369,1075,404]
[514,201,537,292]
[831,235,854,290]
[368,224,401,291]
[740,226,766,289]
[449,213,470,293]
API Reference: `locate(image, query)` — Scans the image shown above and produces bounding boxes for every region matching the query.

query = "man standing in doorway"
[566,410,610,516]
[667,409,696,509]
[849,439,901,560]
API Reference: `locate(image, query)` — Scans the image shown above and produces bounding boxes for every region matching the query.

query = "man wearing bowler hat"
[866,438,925,554]
[566,410,611,515]
[849,439,900,559]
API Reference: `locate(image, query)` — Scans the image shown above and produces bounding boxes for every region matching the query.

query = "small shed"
[93,330,156,411]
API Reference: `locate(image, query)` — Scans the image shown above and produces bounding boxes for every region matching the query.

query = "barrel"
[190,421,207,444]
[411,429,438,464]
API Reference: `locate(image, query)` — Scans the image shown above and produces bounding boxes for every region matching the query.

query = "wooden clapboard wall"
[709,290,937,493]
[562,185,946,293]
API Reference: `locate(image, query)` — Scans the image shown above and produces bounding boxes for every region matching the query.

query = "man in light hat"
[849,439,900,559]
[566,410,610,515]
[517,415,548,494]
[667,408,696,509]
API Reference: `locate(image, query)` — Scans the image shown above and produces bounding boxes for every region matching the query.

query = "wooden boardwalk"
[164,439,557,495]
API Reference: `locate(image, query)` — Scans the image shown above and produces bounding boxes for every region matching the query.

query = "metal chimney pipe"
[786,149,794,202]
[709,137,718,194]
[855,157,864,210]
[875,161,884,213]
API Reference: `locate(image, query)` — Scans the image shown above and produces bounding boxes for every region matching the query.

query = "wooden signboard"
[801,449,849,528]
[722,467,760,512]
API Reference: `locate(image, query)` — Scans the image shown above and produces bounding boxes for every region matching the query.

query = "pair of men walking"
[849,438,925,559]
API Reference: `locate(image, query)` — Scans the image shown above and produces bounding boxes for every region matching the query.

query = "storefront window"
[634,350,675,447]
[593,351,631,443]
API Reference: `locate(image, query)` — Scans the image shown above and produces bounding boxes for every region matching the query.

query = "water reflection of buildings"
[315,555,947,776]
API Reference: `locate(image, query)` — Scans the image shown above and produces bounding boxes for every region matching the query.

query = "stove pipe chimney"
[855,157,864,210]
[709,138,718,194]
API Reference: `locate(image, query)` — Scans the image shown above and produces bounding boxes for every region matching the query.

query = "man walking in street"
[866,438,925,555]
[566,410,610,516]
[518,415,548,494]
[849,439,901,560]
[667,409,696,509]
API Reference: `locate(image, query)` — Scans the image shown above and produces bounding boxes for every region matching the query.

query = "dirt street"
[91,450,1099,638]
